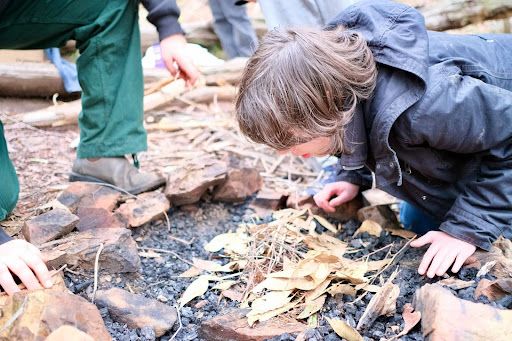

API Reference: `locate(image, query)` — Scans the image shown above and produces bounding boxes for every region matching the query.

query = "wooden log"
[18,79,186,127]
[0,62,65,97]
[178,86,237,104]
[423,0,512,31]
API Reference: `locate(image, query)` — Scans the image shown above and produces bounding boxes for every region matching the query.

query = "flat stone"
[22,208,79,246]
[414,284,512,340]
[0,289,110,340]
[114,191,170,227]
[200,309,307,341]
[213,167,262,203]
[45,325,95,341]
[42,228,140,273]
[287,194,361,222]
[77,207,126,231]
[165,158,227,206]
[95,287,177,337]
[57,182,121,213]
[249,187,288,216]
[357,205,400,230]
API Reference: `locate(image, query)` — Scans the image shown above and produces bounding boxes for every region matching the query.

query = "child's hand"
[410,231,476,278]
[313,181,360,213]
[0,240,53,295]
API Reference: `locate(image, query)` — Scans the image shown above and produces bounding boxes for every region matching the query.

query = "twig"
[137,246,194,266]
[92,243,104,303]
[169,304,183,341]
[0,296,28,334]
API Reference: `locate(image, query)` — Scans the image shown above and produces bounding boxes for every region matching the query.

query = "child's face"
[280,136,332,158]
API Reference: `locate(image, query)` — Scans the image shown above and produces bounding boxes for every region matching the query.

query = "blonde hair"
[235,27,377,154]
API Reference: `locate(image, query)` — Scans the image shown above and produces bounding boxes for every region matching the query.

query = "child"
[235,0,512,278]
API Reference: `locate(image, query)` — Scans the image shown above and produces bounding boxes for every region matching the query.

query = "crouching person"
[235,0,512,277]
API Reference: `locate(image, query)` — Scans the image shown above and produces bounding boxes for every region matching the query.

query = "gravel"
[63,200,510,341]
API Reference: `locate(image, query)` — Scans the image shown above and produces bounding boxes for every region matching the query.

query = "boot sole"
[69,172,166,195]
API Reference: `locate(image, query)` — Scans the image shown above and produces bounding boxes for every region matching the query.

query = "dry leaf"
[326,318,363,341]
[389,303,421,340]
[333,259,368,284]
[247,300,299,326]
[310,262,332,285]
[204,233,238,252]
[366,259,391,272]
[267,259,318,279]
[313,215,338,233]
[477,261,497,278]
[179,266,203,278]
[204,231,249,255]
[250,290,293,314]
[253,276,318,292]
[297,294,326,319]
[178,275,210,308]
[303,234,347,259]
[355,283,382,293]
[212,280,237,291]
[437,277,475,290]
[305,279,331,303]
[387,228,416,239]
[354,220,383,237]
[138,250,161,258]
[221,288,244,302]
[327,283,357,297]
[193,258,226,272]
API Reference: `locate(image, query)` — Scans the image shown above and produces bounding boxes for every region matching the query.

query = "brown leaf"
[326,283,357,297]
[305,279,331,303]
[179,266,203,278]
[313,215,338,233]
[247,300,299,326]
[221,288,244,302]
[193,258,226,272]
[253,276,318,292]
[212,280,237,291]
[390,303,421,340]
[354,220,383,237]
[250,290,293,315]
[387,228,416,239]
[178,275,210,308]
[366,259,391,272]
[436,277,475,290]
[333,259,368,284]
[326,318,364,341]
[297,294,326,319]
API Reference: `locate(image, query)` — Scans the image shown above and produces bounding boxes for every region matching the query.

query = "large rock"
[45,325,95,341]
[357,205,400,230]
[76,207,126,231]
[200,309,307,341]
[213,155,263,203]
[165,159,227,206]
[22,208,79,246]
[42,228,140,273]
[249,187,288,216]
[115,191,170,227]
[57,182,121,213]
[0,289,111,340]
[95,288,177,337]
[414,284,512,340]
[472,237,512,278]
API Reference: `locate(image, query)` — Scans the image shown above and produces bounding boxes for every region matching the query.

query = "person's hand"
[159,34,200,86]
[410,231,476,278]
[0,240,53,295]
[313,181,360,213]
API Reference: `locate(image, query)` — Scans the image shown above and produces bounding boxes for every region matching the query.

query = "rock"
[22,208,79,246]
[0,289,111,340]
[249,187,288,216]
[45,325,95,341]
[474,278,512,301]
[213,167,262,203]
[77,207,126,231]
[361,188,399,206]
[287,194,361,222]
[200,309,307,341]
[472,238,512,278]
[95,288,177,337]
[357,205,400,230]
[414,284,512,340]
[57,182,121,213]
[165,159,227,206]
[115,191,170,227]
[42,228,140,273]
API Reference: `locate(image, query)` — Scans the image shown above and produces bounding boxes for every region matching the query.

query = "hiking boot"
[69,157,166,195]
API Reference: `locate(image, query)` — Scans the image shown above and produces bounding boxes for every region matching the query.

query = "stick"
[92,243,104,303]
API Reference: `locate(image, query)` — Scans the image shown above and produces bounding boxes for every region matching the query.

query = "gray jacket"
[329,0,512,251]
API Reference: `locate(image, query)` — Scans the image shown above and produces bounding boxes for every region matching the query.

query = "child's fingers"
[410,232,434,248]
[0,263,19,295]
[435,250,458,276]
[417,243,440,275]
[328,191,352,207]
[314,189,336,212]
[6,257,43,291]
[20,253,53,289]
[427,248,449,278]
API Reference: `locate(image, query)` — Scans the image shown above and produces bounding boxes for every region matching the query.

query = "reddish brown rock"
[42,228,140,273]
[57,182,121,212]
[95,288,177,337]
[414,284,512,340]
[200,309,307,341]
[114,191,170,227]
[165,159,227,206]
[357,205,400,230]
[22,208,79,246]
[213,167,262,202]
[45,325,95,341]
[0,290,111,340]
[474,278,512,301]
[249,187,288,216]
[77,207,126,231]
[472,238,512,278]
[287,193,362,222]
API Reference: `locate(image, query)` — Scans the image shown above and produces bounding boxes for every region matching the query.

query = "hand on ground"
[0,240,53,295]
[160,34,200,86]
[410,231,476,278]
[313,181,360,213]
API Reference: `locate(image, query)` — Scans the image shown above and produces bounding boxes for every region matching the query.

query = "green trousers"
[0,0,147,219]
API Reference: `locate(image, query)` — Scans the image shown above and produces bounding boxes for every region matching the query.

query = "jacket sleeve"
[335,165,373,190]
[141,0,184,41]
[411,73,512,251]
[0,228,12,245]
